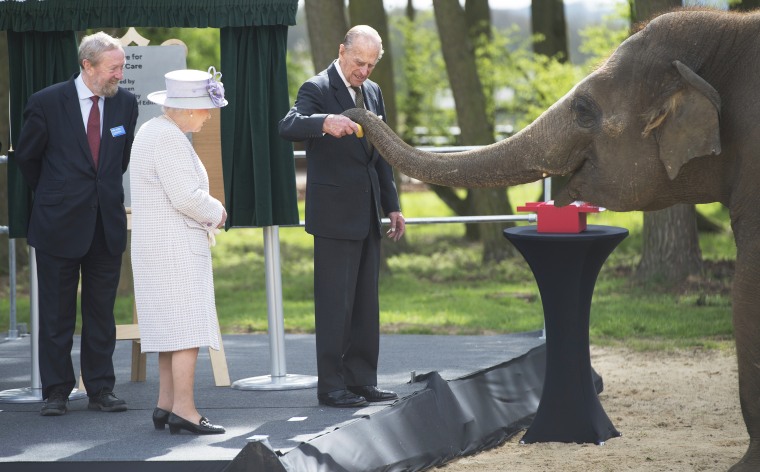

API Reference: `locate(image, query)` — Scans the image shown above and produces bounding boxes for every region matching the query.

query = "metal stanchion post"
[231,226,318,391]
[539,177,552,340]
[6,238,18,339]
[0,247,86,402]
[0,247,42,402]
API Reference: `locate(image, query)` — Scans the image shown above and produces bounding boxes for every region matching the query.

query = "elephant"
[342,8,760,472]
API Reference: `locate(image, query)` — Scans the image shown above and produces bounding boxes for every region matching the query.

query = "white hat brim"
[147,90,227,109]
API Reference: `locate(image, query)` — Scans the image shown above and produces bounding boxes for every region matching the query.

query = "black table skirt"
[504,225,628,444]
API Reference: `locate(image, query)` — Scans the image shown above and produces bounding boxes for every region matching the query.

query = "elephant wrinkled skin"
[343,9,760,472]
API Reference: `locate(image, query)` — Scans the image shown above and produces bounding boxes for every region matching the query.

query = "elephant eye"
[571,95,600,129]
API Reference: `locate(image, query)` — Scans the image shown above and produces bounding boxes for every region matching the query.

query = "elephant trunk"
[342,107,570,189]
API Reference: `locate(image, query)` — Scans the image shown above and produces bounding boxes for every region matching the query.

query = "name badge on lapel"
[110,125,126,137]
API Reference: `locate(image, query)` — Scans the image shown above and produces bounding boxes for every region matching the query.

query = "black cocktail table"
[504,225,628,444]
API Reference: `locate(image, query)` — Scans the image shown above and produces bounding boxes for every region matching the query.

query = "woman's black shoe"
[168,413,225,435]
[152,407,171,430]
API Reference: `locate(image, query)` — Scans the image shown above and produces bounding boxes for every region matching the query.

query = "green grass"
[0,182,737,351]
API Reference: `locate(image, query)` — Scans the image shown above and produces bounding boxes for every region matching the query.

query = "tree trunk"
[531,1,569,198]
[632,0,702,286]
[465,0,492,42]
[305,0,347,73]
[531,0,569,62]
[399,0,422,144]
[433,0,513,263]
[636,204,703,284]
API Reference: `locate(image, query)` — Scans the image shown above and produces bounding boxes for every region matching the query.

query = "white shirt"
[74,74,102,136]
[334,59,359,104]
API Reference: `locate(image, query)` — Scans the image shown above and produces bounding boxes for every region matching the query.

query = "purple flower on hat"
[206,66,226,107]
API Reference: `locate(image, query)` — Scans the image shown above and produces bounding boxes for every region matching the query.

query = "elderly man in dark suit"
[279,25,405,408]
[15,31,139,416]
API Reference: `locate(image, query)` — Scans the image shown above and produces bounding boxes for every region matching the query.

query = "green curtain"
[220,25,298,227]
[0,0,297,31]
[7,31,79,238]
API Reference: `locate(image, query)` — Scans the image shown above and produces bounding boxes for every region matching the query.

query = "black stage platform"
[0,332,547,471]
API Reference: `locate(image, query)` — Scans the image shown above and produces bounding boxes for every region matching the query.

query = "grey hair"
[78,31,123,68]
[162,106,193,114]
[342,25,384,62]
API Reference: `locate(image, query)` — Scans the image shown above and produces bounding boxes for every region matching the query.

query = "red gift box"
[516,201,602,233]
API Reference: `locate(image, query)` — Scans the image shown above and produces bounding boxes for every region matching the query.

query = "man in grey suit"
[15,32,138,416]
[279,25,405,407]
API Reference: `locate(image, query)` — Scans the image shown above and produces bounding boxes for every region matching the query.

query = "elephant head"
[344,11,727,213]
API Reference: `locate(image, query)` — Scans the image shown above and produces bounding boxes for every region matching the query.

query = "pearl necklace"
[161,113,180,128]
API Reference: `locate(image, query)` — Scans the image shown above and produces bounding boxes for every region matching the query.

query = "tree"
[637,204,703,283]
[630,0,703,285]
[432,0,514,263]
[305,0,346,73]
[531,0,570,198]
[531,0,569,62]
[394,8,453,144]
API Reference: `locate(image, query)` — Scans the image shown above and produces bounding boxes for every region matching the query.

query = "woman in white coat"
[130,68,228,435]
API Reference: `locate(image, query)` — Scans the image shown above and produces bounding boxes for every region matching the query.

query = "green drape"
[7,31,79,238]
[0,0,297,30]
[220,25,298,227]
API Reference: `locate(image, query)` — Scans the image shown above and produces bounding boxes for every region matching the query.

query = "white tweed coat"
[130,116,224,352]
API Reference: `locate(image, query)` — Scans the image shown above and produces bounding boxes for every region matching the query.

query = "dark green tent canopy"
[2,0,299,237]
[0,0,296,31]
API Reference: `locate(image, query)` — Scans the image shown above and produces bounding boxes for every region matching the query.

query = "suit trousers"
[35,211,122,399]
[313,226,381,394]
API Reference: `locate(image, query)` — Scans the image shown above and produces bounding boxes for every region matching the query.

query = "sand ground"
[441,345,746,472]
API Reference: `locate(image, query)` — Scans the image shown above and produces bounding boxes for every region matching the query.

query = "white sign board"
[120,45,187,205]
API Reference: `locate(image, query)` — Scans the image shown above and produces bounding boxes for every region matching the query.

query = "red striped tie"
[87,96,100,168]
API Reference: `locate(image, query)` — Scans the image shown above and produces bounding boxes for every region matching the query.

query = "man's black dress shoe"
[348,385,398,402]
[168,413,225,435]
[88,390,127,412]
[153,407,171,430]
[317,389,368,408]
[40,390,69,416]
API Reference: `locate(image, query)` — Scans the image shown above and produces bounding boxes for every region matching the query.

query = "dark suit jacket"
[279,62,400,240]
[15,74,139,258]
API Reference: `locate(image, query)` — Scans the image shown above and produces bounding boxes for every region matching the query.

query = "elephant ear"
[646,60,721,180]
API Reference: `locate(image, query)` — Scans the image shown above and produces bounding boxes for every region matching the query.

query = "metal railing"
[288,148,539,229]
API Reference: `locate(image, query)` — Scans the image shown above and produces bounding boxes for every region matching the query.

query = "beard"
[99,79,120,98]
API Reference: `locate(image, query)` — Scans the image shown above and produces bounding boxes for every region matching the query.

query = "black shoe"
[153,407,171,430]
[317,389,368,408]
[348,385,398,402]
[40,390,69,416]
[88,390,127,412]
[168,413,225,435]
